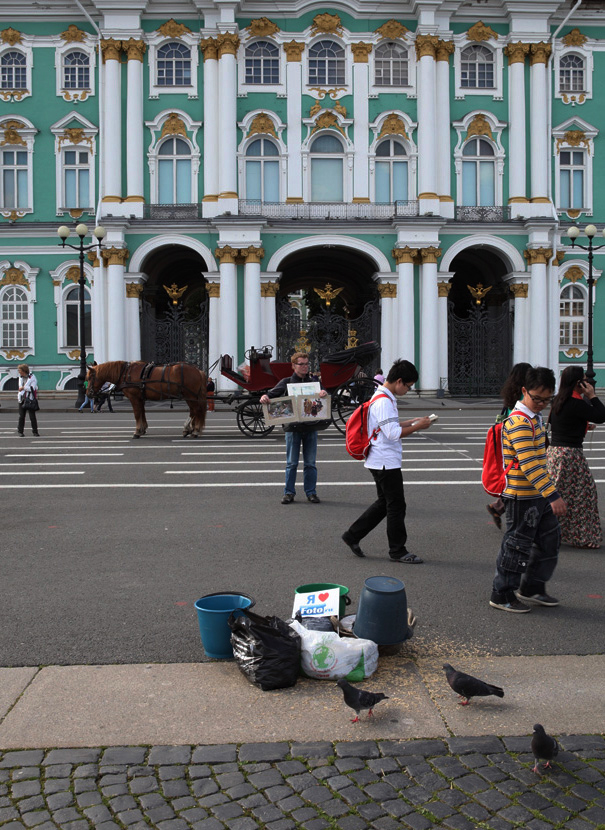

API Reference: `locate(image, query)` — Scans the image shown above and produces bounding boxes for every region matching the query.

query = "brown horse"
[86,361,207,439]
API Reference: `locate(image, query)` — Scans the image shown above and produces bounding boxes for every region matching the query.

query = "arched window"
[374,42,408,87]
[245,41,279,85]
[156,42,191,87]
[1,147,28,209]
[308,41,345,86]
[461,138,495,205]
[1,286,28,348]
[62,148,90,209]
[310,134,344,202]
[157,137,192,203]
[559,148,586,211]
[461,45,494,89]
[63,51,90,89]
[245,137,279,202]
[1,50,26,89]
[560,54,585,93]
[375,139,408,203]
[64,285,91,348]
[560,283,586,347]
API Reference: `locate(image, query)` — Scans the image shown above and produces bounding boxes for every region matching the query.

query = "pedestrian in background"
[207,377,215,412]
[487,362,532,528]
[95,381,114,412]
[373,368,385,384]
[547,366,605,549]
[17,363,39,437]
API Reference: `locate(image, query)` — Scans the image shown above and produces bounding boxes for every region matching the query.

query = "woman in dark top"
[547,365,605,548]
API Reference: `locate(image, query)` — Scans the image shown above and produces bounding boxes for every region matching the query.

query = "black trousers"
[18,403,38,435]
[346,467,407,557]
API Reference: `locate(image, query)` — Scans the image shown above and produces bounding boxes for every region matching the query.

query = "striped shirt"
[502,402,559,502]
[364,385,403,470]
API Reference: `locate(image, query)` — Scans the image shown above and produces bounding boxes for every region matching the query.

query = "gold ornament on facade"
[63,91,89,102]
[375,21,409,41]
[0,90,28,102]
[562,28,587,48]
[68,210,84,221]
[0,267,29,289]
[126,283,143,298]
[214,246,239,264]
[309,87,347,100]
[248,113,277,138]
[437,282,452,298]
[1,121,26,147]
[557,130,590,155]
[200,38,219,60]
[1,27,22,45]
[468,282,492,305]
[217,33,240,57]
[101,39,122,63]
[245,18,280,39]
[314,283,344,308]
[565,347,583,358]
[509,283,529,298]
[467,22,498,42]
[206,282,220,298]
[160,113,188,139]
[346,328,359,349]
[552,250,566,267]
[101,247,129,267]
[2,348,27,359]
[157,20,192,39]
[334,101,347,117]
[87,251,99,267]
[436,40,455,62]
[309,100,322,117]
[283,41,305,61]
[68,349,81,360]
[420,247,442,264]
[564,266,584,284]
[58,128,93,151]
[294,330,311,353]
[1,209,25,221]
[504,42,529,64]
[124,39,146,62]
[311,13,343,36]
[65,266,80,284]
[524,247,553,265]
[392,246,419,264]
[415,34,440,61]
[61,24,86,43]
[378,113,409,140]
[164,283,187,305]
[562,93,586,105]
[529,42,552,65]
[240,246,265,263]
[378,283,397,298]
[351,43,372,63]
[311,111,345,137]
[466,114,493,140]
[261,281,279,297]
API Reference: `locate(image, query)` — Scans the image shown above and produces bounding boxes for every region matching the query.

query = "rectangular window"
[245,161,261,200]
[1,149,28,209]
[311,158,343,201]
[175,159,191,203]
[392,161,408,202]
[375,162,390,203]
[462,161,477,206]
[479,161,495,205]
[158,159,172,203]
[559,149,585,210]
[63,150,90,208]
[263,161,279,202]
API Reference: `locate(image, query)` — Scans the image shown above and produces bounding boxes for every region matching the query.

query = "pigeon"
[531,724,559,773]
[443,663,504,706]
[336,677,388,723]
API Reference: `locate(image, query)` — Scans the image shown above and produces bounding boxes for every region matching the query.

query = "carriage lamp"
[57,223,107,408]
[567,225,605,387]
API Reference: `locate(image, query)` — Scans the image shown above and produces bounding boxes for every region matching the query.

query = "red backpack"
[481,410,535,496]
[345,393,389,460]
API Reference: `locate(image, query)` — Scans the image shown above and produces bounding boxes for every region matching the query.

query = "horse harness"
[117,362,199,400]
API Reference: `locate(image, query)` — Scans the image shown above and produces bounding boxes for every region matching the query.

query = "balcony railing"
[144,203,203,220]
[238,200,419,219]
[455,205,511,222]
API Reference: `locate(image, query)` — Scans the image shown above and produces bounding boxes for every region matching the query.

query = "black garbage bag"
[228,609,302,691]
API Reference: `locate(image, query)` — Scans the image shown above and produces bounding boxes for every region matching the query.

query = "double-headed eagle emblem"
[163,283,187,305]
[314,282,344,308]
[468,282,492,305]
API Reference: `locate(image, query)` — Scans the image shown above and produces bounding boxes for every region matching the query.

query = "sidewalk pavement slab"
[0,668,38,720]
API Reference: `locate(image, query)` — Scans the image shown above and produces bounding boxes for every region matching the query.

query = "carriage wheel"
[236,399,275,437]
[332,378,380,435]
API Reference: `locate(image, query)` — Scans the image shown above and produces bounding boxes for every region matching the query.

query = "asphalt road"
[1,405,604,665]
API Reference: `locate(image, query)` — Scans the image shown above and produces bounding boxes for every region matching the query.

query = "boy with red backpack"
[341,359,433,563]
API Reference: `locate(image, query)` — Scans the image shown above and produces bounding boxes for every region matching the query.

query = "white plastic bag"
[289,619,378,681]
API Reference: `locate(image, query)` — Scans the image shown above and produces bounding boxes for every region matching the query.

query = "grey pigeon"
[443,663,504,706]
[336,677,388,722]
[531,724,559,773]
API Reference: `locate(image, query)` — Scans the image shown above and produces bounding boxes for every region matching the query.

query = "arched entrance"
[140,245,209,369]
[447,247,512,395]
[275,245,380,372]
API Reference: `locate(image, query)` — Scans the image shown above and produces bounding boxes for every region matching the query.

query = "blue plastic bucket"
[194,592,255,659]
[353,576,411,645]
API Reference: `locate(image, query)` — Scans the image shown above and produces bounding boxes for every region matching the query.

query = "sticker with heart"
[318,591,329,602]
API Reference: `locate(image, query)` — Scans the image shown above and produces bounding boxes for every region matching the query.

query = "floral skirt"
[546,446,602,548]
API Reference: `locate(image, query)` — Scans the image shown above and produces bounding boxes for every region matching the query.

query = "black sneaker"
[489,591,531,613]
[281,493,294,504]
[307,494,320,503]
[515,590,559,607]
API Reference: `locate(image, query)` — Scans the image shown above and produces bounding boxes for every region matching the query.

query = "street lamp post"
[57,223,106,407]
[567,223,605,387]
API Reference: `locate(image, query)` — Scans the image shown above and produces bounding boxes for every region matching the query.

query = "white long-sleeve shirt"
[364,385,403,470]
[18,372,38,403]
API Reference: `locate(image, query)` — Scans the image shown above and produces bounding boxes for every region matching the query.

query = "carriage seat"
[220,354,248,385]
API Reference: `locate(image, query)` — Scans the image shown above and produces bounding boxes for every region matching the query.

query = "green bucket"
[295,583,351,618]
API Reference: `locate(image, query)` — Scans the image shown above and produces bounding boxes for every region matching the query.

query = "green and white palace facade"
[1,0,605,393]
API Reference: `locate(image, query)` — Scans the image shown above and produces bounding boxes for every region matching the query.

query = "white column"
[378,283,396,371]
[284,42,304,203]
[415,36,439,215]
[352,44,371,203]
[102,247,128,361]
[505,43,529,217]
[216,247,238,390]
[125,279,143,360]
[394,248,416,362]
[101,40,122,206]
[419,247,441,390]
[261,279,278,352]
[206,278,221,382]
[201,39,219,217]
[88,252,105,364]
[529,44,551,208]
[510,283,529,364]
[243,247,263,351]
[435,41,454,218]
[437,281,451,391]
[217,34,239,213]
[124,40,145,216]
[526,248,552,365]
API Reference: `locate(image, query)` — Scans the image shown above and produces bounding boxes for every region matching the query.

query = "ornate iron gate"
[447,302,512,396]
[141,301,209,370]
[276,297,380,372]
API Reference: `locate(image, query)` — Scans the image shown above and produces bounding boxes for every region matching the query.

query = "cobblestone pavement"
[2,737,605,830]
